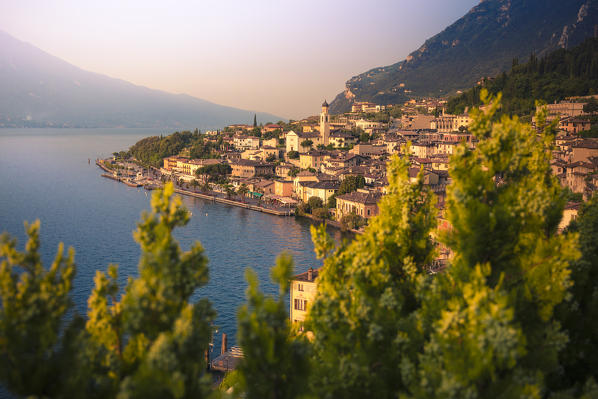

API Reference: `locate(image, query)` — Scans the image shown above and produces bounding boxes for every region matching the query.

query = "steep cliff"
[330,0,598,114]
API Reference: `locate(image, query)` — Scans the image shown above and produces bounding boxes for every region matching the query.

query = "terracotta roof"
[232,159,272,167]
[301,180,340,190]
[292,267,320,282]
[573,139,598,149]
[336,190,382,205]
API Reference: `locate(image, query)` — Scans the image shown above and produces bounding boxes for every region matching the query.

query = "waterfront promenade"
[97,160,295,216]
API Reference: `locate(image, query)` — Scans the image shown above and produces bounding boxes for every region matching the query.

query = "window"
[297,283,304,292]
[294,298,308,311]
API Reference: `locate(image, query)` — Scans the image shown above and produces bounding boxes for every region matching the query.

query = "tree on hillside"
[253,114,257,128]
[583,97,598,114]
[446,38,598,117]
[338,175,365,195]
[300,140,313,149]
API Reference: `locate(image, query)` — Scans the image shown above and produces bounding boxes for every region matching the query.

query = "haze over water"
[0,129,334,352]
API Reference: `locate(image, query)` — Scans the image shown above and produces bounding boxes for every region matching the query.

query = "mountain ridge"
[0,30,283,129]
[329,0,598,114]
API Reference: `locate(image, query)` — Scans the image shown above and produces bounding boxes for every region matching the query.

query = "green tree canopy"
[307,196,323,211]
[300,140,313,149]
[338,175,365,195]
[230,253,311,399]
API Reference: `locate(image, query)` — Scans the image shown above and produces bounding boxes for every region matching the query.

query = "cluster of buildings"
[160,101,478,232]
[285,96,598,329]
[134,95,598,329]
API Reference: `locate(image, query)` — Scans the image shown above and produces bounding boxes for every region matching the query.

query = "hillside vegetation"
[128,131,221,168]
[447,38,598,116]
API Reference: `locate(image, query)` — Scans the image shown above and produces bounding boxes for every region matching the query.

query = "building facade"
[290,267,319,325]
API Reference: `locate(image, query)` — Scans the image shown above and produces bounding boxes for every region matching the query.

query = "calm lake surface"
[0,128,344,355]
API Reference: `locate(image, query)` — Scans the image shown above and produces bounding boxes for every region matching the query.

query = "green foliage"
[83,182,216,398]
[580,125,598,138]
[326,194,336,209]
[447,38,598,116]
[425,91,580,397]
[551,196,598,393]
[232,253,311,399]
[307,147,437,398]
[287,151,299,159]
[312,207,329,220]
[583,97,598,114]
[235,92,588,398]
[0,221,76,397]
[388,105,403,118]
[563,187,583,203]
[359,132,370,142]
[0,183,216,398]
[300,139,313,149]
[189,138,220,160]
[128,131,196,168]
[287,167,300,177]
[339,212,365,230]
[251,127,262,138]
[237,184,249,198]
[128,131,219,168]
[307,196,323,211]
[195,163,232,183]
[338,175,365,195]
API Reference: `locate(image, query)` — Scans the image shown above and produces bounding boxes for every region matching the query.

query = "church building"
[286,101,331,153]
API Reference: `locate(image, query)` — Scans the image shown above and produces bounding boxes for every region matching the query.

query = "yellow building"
[290,267,319,324]
[299,151,326,170]
[335,189,382,220]
[230,159,275,178]
[431,112,471,133]
[297,180,339,204]
[163,157,222,177]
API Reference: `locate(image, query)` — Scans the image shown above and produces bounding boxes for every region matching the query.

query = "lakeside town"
[99,95,598,237]
[4,0,598,396]
[98,93,598,354]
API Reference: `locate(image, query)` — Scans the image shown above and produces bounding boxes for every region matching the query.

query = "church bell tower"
[320,100,330,146]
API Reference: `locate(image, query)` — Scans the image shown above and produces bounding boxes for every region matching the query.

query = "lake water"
[0,128,341,357]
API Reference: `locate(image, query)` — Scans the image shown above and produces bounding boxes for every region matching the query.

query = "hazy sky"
[0,0,478,119]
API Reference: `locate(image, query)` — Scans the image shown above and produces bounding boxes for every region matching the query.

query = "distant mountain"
[329,0,598,114]
[0,31,282,129]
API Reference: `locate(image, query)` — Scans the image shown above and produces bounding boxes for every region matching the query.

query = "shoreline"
[96,160,361,234]
[97,160,294,216]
